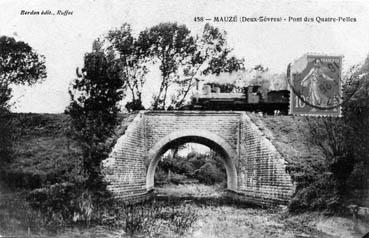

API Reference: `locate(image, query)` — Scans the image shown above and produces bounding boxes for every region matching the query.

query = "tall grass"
[95,197,199,236]
[0,192,200,237]
[0,193,61,236]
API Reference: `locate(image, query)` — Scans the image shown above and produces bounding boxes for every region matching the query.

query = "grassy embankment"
[1,112,368,237]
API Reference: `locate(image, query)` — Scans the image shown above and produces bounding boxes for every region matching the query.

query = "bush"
[194,162,225,185]
[66,49,124,189]
[288,61,369,212]
[157,150,227,185]
[288,172,341,212]
[27,183,79,212]
[2,184,200,236]
[168,172,188,185]
[26,181,114,226]
[0,195,48,234]
[154,167,169,185]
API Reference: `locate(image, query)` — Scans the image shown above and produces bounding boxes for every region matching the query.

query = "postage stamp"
[289,54,342,116]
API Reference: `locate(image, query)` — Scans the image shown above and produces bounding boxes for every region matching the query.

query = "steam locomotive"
[179,84,290,115]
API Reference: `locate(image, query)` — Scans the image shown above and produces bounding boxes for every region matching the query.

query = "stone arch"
[146,129,238,191]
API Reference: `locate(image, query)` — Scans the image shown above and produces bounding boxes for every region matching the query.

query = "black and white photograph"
[1,0,369,237]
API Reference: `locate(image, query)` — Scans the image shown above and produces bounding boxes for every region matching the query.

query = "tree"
[66,40,123,188]
[173,23,244,107]
[104,23,244,110]
[0,36,46,108]
[0,36,46,175]
[138,22,196,109]
[138,23,244,109]
[105,24,148,111]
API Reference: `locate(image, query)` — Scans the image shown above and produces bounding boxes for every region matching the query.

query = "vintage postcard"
[1,0,369,237]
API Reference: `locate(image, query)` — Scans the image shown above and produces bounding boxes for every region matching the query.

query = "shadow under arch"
[146,129,238,191]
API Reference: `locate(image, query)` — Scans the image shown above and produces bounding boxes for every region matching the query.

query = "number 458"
[194,17,204,22]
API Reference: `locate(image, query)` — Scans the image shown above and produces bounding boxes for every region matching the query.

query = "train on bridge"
[179,83,290,115]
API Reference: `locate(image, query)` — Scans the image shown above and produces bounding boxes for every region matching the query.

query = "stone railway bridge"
[102,111,295,205]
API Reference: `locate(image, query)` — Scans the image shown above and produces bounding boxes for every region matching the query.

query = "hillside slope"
[2,113,134,190]
[2,112,332,209]
[3,113,326,189]
[247,113,326,166]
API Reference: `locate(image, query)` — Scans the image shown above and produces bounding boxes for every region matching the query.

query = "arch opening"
[146,130,238,192]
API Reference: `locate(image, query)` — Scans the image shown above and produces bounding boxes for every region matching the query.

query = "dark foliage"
[194,161,225,185]
[125,99,145,112]
[0,108,13,192]
[0,36,46,108]
[343,64,369,192]
[105,24,148,111]
[289,58,369,212]
[0,36,46,186]
[156,150,227,185]
[0,108,13,168]
[0,113,84,190]
[27,183,83,223]
[65,45,124,189]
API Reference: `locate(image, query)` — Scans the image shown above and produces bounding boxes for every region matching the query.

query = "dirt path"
[186,205,333,238]
[154,184,369,238]
[50,204,333,238]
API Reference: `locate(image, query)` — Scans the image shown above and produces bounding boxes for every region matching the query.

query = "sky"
[1,0,369,113]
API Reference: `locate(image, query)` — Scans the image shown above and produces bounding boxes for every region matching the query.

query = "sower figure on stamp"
[301,58,334,110]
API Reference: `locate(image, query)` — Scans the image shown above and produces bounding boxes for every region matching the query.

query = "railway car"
[179,83,290,115]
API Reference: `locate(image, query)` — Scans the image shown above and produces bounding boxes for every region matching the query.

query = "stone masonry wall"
[237,113,294,204]
[101,112,147,199]
[144,111,241,153]
[102,111,294,205]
